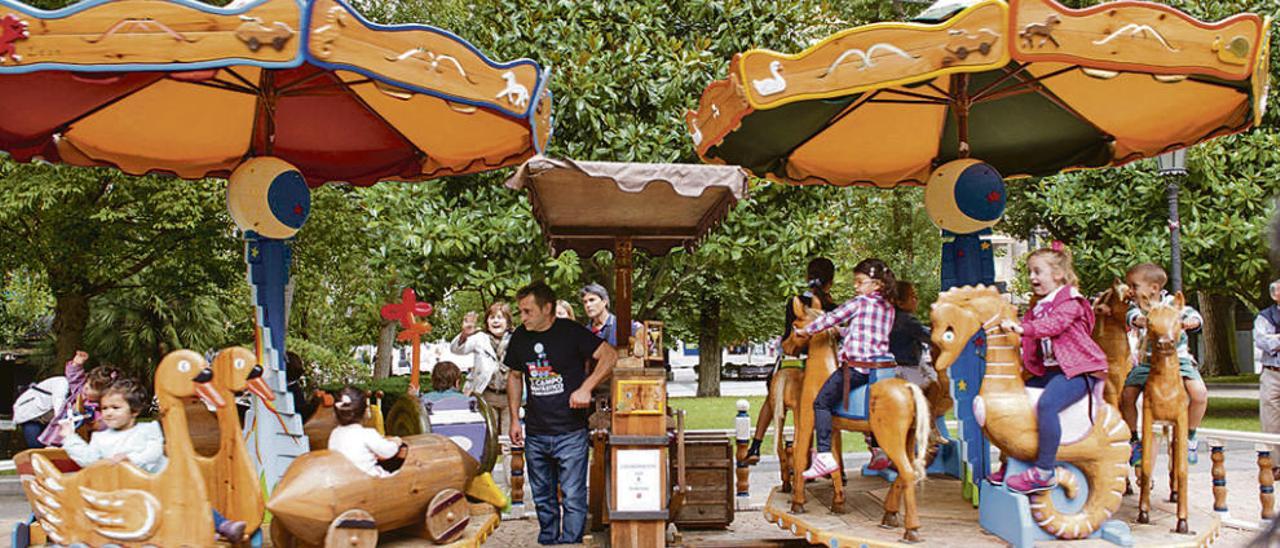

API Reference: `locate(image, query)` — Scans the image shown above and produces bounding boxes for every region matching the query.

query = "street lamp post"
[1157,149,1187,293]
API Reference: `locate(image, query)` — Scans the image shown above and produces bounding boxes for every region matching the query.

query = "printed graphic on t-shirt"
[527,342,565,397]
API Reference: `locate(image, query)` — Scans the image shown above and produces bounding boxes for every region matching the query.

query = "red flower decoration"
[986,190,1002,203]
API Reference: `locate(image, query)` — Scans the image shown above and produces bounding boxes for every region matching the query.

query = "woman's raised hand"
[461,311,478,336]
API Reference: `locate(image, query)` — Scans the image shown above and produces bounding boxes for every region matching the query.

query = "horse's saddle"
[835,357,898,420]
[422,393,495,468]
[1023,380,1106,446]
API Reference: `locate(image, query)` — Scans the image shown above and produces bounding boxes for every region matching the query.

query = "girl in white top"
[327,386,405,477]
[61,378,166,473]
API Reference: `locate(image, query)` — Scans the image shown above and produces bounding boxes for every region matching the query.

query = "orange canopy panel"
[687,0,1270,187]
[0,0,552,186]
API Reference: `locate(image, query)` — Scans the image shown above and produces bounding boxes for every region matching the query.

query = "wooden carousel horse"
[1135,294,1192,533]
[1092,280,1133,407]
[782,296,931,543]
[267,433,508,547]
[23,350,225,546]
[930,286,1129,540]
[192,346,276,539]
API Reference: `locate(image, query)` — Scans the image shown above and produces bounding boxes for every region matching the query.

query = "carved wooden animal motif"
[1135,294,1192,533]
[785,296,931,543]
[1092,281,1133,407]
[931,286,1129,540]
[1020,14,1061,49]
[194,346,274,535]
[768,366,803,493]
[26,350,225,546]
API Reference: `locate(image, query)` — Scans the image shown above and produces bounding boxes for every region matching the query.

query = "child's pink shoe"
[1006,467,1058,494]
[867,448,891,471]
[803,452,840,480]
[988,466,1006,485]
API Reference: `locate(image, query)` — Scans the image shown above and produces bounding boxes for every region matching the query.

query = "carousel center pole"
[615,236,633,352]
[227,157,315,493]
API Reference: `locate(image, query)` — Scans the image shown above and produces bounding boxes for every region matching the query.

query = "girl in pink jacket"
[997,245,1108,493]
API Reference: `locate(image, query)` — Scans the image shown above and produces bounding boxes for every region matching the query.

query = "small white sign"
[615,449,662,512]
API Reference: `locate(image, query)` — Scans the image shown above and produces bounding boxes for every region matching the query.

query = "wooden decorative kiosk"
[505,156,749,546]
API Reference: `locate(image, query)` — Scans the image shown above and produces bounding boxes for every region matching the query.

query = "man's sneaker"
[1130,439,1143,467]
[1188,436,1199,465]
[988,465,1006,485]
[1006,467,1058,494]
[216,519,247,543]
[867,448,891,471]
[802,452,840,480]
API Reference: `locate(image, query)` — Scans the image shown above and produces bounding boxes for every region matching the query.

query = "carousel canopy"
[504,156,748,257]
[686,0,1271,187]
[0,0,552,186]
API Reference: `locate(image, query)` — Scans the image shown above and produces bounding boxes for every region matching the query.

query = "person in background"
[12,374,68,449]
[38,351,120,447]
[451,302,514,434]
[1255,278,1280,478]
[556,300,576,321]
[581,283,642,347]
[422,361,464,403]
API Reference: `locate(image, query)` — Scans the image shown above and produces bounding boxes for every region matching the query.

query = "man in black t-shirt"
[506,281,617,545]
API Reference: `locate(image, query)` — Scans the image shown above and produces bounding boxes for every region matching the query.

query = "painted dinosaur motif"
[931,286,1129,539]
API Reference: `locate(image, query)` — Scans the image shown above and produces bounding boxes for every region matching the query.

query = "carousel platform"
[762,475,1222,547]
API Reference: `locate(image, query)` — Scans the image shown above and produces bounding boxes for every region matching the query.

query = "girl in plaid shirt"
[793,258,897,480]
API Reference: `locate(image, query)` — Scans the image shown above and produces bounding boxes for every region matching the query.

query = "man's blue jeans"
[524,428,589,544]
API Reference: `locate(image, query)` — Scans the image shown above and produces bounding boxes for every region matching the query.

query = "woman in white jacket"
[451,301,513,434]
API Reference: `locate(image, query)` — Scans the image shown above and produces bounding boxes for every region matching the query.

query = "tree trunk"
[373,321,397,380]
[52,292,90,365]
[1197,291,1238,377]
[697,292,722,397]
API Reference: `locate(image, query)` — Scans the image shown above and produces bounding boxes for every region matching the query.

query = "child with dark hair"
[793,258,898,479]
[328,386,406,477]
[423,361,463,403]
[60,377,249,542]
[39,350,121,447]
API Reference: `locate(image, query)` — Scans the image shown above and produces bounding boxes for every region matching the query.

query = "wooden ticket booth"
[505,157,747,546]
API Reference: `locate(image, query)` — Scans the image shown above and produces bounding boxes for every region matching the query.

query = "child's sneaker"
[1130,439,1143,467]
[216,519,247,543]
[744,439,762,466]
[867,447,891,471]
[988,465,1006,485]
[802,452,840,480]
[1006,467,1058,494]
[1188,436,1199,465]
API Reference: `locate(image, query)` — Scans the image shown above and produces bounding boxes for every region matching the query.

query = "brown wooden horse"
[1136,293,1191,533]
[777,296,930,543]
[1091,280,1133,407]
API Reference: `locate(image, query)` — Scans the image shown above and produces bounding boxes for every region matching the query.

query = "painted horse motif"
[1091,280,1132,407]
[780,296,930,543]
[931,286,1129,539]
[1135,294,1191,533]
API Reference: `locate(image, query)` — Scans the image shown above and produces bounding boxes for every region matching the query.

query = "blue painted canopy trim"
[0,0,307,73]
[0,0,549,123]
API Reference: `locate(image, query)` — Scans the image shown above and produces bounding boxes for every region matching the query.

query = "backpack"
[12,376,68,425]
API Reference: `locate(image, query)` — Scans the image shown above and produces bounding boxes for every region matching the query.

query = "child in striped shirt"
[793,258,897,479]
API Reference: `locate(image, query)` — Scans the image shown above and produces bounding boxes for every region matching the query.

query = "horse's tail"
[1027,404,1130,539]
[907,382,930,482]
